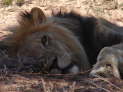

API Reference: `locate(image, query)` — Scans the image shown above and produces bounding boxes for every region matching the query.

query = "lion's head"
[1,7,90,74]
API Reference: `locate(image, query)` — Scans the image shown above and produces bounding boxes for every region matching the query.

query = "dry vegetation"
[2,0,24,6]
[0,0,123,92]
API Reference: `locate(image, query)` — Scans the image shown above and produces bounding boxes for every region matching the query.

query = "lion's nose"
[41,56,58,69]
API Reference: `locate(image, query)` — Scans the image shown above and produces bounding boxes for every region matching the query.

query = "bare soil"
[0,0,123,92]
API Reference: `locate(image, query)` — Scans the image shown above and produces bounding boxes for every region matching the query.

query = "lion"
[0,7,90,74]
[1,7,123,77]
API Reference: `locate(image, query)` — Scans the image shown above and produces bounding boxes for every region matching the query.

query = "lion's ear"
[19,7,46,26]
[30,7,46,25]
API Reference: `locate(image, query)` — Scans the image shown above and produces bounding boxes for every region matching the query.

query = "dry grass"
[0,72,123,92]
[2,0,13,5]
[2,0,24,6]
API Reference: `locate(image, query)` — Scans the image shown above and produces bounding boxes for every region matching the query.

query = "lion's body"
[52,12,123,65]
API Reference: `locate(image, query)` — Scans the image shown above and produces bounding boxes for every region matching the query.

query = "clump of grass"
[2,0,13,5]
[2,0,25,6]
[16,0,24,4]
[16,0,24,6]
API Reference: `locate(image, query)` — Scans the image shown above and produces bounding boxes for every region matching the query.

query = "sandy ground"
[0,0,123,28]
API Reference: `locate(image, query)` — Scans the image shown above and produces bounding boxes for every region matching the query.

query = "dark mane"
[52,11,99,65]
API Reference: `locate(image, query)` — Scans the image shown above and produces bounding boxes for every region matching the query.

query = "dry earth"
[0,0,123,92]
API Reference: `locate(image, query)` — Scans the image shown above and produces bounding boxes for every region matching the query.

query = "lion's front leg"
[90,44,123,79]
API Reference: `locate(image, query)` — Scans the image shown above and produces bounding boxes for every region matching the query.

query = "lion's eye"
[41,35,49,47]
